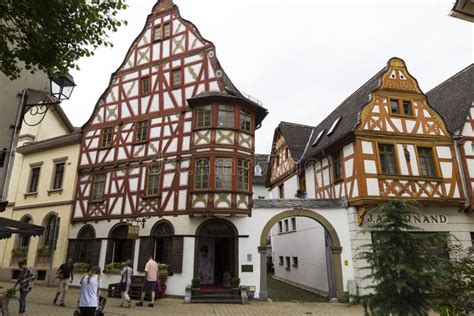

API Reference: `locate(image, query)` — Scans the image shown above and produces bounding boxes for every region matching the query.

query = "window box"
[11,246,28,257]
[104,262,125,274]
[73,262,90,273]
[37,245,51,257]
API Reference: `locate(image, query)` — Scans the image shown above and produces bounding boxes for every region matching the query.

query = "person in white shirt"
[120,259,133,308]
[79,266,101,316]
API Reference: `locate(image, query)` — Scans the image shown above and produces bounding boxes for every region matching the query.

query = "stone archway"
[258,209,344,300]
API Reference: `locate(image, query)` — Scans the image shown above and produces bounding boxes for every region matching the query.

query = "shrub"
[104,262,125,273]
[37,245,51,256]
[73,262,90,273]
[191,277,201,288]
[11,246,28,257]
[159,264,170,272]
[6,288,17,298]
[230,277,240,288]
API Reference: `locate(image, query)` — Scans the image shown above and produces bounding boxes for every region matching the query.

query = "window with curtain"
[418,147,436,177]
[194,158,209,189]
[215,158,232,189]
[378,144,397,175]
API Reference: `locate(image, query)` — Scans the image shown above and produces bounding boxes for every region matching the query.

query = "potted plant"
[73,262,90,273]
[230,277,240,294]
[11,246,28,257]
[191,277,201,294]
[158,263,170,284]
[37,245,51,256]
[6,288,17,298]
[104,262,124,274]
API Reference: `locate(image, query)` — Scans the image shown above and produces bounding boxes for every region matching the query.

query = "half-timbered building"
[427,64,474,212]
[263,58,474,298]
[67,0,268,297]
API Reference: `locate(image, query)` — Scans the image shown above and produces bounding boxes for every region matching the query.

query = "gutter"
[453,132,471,211]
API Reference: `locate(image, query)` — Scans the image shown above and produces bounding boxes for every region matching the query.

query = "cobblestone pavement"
[1,281,363,316]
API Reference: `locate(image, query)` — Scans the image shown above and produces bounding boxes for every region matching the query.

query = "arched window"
[152,222,173,264]
[67,225,101,266]
[43,214,59,249]
[105,225,135,265]
[138,221,183,273]
[17,216,32,248]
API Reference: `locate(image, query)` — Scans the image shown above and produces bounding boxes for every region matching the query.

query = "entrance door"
[195,219,238,286]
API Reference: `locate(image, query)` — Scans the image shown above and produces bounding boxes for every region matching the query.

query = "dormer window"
[311,129,325,147]
[327,117,341,136]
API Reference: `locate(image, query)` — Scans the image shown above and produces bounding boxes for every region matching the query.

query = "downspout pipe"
[453,133,471,211]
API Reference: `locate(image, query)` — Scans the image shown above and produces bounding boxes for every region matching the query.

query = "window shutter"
[88,240,102,266]
[66,240,77,261]
[170,236,184,273]
[105,239,114,266]
[138,237,152,272]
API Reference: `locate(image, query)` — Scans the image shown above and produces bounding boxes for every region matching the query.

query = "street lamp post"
[22,73,76,126]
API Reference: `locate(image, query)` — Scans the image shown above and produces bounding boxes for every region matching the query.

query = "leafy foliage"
[36,244,51,256]
[104,261,125,273]
[11,246,28,257]
[0,0,128,80]
[73,262,90,273]
[355,200,449,316]
[432,245,474,315]
[191,277,201,288]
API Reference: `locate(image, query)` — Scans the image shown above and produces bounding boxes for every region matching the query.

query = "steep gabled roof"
[426,64,474,134]
[278,121,314,162]
[302,67,384,161]
[253,154,269,185]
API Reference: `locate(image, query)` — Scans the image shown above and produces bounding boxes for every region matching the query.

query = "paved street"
[1,281,363,315]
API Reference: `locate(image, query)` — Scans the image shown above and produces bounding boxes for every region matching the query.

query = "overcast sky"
[61,0,473,154]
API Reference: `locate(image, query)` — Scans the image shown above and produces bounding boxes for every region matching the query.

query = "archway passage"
[259,209,344,300]
[195,219,238,289]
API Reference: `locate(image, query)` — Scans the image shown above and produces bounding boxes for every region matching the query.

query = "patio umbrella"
[0,217,44,240]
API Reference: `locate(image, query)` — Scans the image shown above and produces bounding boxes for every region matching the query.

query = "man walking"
[53,258,74,306]
[136,255,158,307]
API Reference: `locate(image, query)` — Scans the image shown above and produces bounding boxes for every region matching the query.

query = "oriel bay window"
[237,159,250,191]
[218,105,234,128]
[418,147,437,177]
[146,164,161,196]
[240,108,252,132]
[194,158,209,189]
[378,143,397,175]
[215,158,232,189]
[196,106,211,128]
[91,174,106,201]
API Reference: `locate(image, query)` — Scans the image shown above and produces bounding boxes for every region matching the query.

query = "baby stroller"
[73,296,107,316]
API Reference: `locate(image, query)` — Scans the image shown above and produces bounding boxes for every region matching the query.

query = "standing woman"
[14,259,36,316]
[119,259,133,308]
[79,266,101,316]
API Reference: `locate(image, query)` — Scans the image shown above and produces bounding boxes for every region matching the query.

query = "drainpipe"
[453,134,471,211]
[1,89,27,206]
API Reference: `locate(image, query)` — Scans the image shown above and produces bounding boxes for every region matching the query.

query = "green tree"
[432,244,474,316]
[0,0,128,80]
[355,200,449,316]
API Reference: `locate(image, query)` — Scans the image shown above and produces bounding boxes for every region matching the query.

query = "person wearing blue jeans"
[14,259,36,316]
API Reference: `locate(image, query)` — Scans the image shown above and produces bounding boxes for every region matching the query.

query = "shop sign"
[127,225,140,239]
[366,213,448,224]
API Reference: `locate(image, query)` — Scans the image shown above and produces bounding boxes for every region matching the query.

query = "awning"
[0,217,44,240]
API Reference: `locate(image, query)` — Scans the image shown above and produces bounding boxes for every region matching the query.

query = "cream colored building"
[0,105,80,284]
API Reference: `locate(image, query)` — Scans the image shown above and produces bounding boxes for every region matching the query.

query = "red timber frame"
[72,1,265,222]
